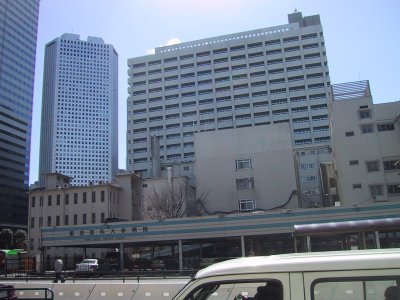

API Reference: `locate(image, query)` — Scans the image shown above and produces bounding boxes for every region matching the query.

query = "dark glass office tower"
[0,0,40,225]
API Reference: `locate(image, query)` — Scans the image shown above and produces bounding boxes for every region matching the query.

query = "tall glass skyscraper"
[0,0,40,225]
[39,34,118,187]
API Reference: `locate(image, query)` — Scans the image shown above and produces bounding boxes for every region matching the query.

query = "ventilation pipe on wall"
[167,167,172,186]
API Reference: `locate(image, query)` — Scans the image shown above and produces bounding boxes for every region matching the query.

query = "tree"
[144,178,207,220]
[0,229,13,248]
[14,230,27,249]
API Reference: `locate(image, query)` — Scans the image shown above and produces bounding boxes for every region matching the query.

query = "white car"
[75,259,99,273]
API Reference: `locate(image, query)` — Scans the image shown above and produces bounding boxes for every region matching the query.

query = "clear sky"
[29,0,400,184]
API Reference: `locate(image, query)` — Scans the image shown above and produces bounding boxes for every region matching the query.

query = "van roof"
[195,249,400,279]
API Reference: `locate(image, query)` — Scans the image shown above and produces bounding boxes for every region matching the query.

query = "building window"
[366,160,379,172]
[39,196,43,207]
[369,185,383,198]
[345,131,354,137]
[236,159,252,170]
[65,193,69,205]
[359,110,371,119]
[349,160,359,166]
[74,193,78,204]
[383,160,400,170]
[301,163,315,170]
[83,214,87,224]
[361,124,374,134]
[92,213,96,224]
[30,217,34,229]
[301,176,318,182]
[64,215,69,226]
[239,199,255,212]
[236,178,255,190]
[387,184,400,195]
[92,191,96,203]
[101,191,105,202]
[83,192,87,203]
[57,194,60,205]
[56,216,60,226]
[352,184,362,189]
[74,214,78,225]
[377,123,395,132]
[31,197,35,207]
[303,188,321,195]
[101,213,105,223]
[47,216,51,227]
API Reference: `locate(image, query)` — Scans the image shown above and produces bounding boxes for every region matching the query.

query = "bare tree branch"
[144,178,206,219]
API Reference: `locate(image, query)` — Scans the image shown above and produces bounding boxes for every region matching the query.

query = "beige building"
[195,124,300,213]
[28,173,142,261]
[330,81,400,206]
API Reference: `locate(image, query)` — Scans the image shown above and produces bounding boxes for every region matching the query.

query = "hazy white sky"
[30,0,400,184]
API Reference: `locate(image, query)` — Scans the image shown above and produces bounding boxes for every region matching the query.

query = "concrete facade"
[126,11,332,206]
[28,173,142,259]
[195,124,299,213]
[0,0,40,225]
[39,34,118,187]
[330,81,400,206]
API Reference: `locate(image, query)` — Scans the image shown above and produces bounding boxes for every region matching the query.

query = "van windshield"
[183,280,282,300]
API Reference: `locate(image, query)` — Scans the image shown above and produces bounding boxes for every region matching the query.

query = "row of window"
[349,159,400,172]
[31,191,109,207]
[132,71,325,88]
[130,115,329,136]
[133,50,324,76]
[31,212,106,228]
[345,122,395,137]
[130,62,327,83]
[353,183,400,196]
[130,34,323,69]
[130,93,326,108]
[131,105,327,124]
[295,136,330,145]
[131,82,327,98]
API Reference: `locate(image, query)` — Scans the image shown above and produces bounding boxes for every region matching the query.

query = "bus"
[0,249,32,273]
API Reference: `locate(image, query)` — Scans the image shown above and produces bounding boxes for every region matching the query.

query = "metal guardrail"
[0,287,54,300]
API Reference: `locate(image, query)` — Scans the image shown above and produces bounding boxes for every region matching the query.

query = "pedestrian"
[53,256,65,283]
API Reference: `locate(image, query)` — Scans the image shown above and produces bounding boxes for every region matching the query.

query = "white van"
[173,249,400,300]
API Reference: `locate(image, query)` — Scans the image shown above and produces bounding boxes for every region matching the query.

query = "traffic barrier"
[7,285,53,300]
[89,283,139,300]
[133,283,185,300]
[51,283,96,300]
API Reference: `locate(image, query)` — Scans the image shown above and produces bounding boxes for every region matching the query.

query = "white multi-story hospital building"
[127,11,331,206]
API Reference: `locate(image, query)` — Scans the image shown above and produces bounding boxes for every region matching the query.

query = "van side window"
[312,277,400,300]
[185,280,282,300]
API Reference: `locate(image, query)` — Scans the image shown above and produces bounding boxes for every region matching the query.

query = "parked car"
[131,257,151,270]
[152,256,178,270]
[75,259,99,273]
